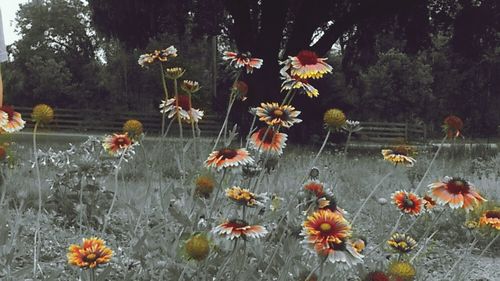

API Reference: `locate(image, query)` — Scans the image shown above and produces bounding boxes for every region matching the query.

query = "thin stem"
[351,171,393,225]
[443,236,479,280]
[343,131,352,156]
[309,130,331,171]
[414,135,447,193]
[102,149,127,234]
[212,95,236,152]
[160,63,170,136]
[390,214,404,234]
[33,122,42,278]
[208,169,227,219]
[461,233,499,280]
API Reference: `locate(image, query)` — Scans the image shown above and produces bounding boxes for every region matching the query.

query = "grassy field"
[0,132,499,281]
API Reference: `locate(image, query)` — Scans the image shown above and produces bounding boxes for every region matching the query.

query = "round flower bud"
[195,175,215,198]
[377,198,388,205]
[32,104,54,125]
[387,260,416,281]
[165,67,185,79]
[123,119,143,139]
[185,234,209,261]
[323,108,346,131]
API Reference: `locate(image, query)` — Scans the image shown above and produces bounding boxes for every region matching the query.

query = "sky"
[1,0,29,45]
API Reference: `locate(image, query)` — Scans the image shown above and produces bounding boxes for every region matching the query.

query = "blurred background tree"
[2,0,499,138]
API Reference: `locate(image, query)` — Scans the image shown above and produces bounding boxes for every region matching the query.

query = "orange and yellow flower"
[280,74,319,98]
[391,191,423,216]
[428,177,486,212]
[138,46,177,66]
[160,96,204,123]
[282,50,332,79]
[387,233,417,254]
[212,219,268,239]
[225,186,263,207]
[67,237,113,269]
[382,149,416,167]
[303,180,325,197]
[249,128,287,155]
[479,209,500,230]
[102,133,133,156]
[205,147,254,171]
[301,209,351,248]
[222,51,263,73]
[422,194,437,211]
[256,102,302,128]
[0,106,25,133]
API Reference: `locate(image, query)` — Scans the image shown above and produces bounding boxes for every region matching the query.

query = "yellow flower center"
[319,223,332,232]
[273,109,283,117]
[86,253,96,261]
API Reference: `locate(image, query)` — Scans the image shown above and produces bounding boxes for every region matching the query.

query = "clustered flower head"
[165,67,186,79]
[212,219,268,240]
[387,260,417,281]
[32,104,54,125]
[382,149,416,167]
[249,127,288,156]
[67,237,113,269]
[122,119,143,139]
[222,51,263,73]
[181,80,200,94]
[281,50,332,79]
[184,233,210,261]
[280,74,319,98]
[195,174,215,198]
[159,96,204,123]
[391,191,423,216]
[233,80,249,101]
[342,120,363,133]
[205,147,254,171]
[442,115,463,139]
[428,176,486,212]
[256,102,302,128]
[102,133,133,156]
[479,209,500,230]
[323,108,346,131]
[225,186,263,207]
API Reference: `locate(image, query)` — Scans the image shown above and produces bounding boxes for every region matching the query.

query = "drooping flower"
[67,237,113,269]
[195,174,215,198]
[122,119,143,139]
[222,51,263,73]
[233,80,249,101]
[323,109,346,131]
[159,96,191,121]
[301,209,351,248]
[138,53,155,67]
[422,195,437,211]
[165,67,185,79]
[442,115,463,139]
[303,180,325,197]
[249,127,288,155]
[181,80,200,94]
[387,260,417,281]
[281,50,332,79]
[212,219,268,239]
[184,233,210,261]
[102,133,133,156]
[280,74,319,98]
[314,240,364,268]
[381,149,416,167]
[0,106,25,133]
[479,209,500,230]
[391,191,423,216]
[32,104,54,125]
[351,238,366,254]
[387,233,417,254]
[256,102,302,128]
[428,176,486,212]
[225,186,263,207]
[155,46,178,62]
[342,120,363,133]
[205,147,254,171]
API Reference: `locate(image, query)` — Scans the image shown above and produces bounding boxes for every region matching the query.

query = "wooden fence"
[16,107,426,141]
[16,107,223,136]
[356,121,426,142]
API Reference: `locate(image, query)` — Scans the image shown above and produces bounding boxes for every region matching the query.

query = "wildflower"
[387,233,417,254]
[156,46,178,62]
[249,127,288,155]
[67,237,113,269]
[165,67,185,79]
[195,174,215,198]
[205,147,254,171]
[442,115,463,138]
[381,149,416,167]
[222,51,263,73]
[280,74,319,98]
[464,220,478,230]
[428,176,486,212]
[317,194,343,214]
[212,219,267,239]
[309,167,320,180]
[232,81,249,101]
[184,233,209,261]
[301,209,351,248]
[342,120,363,133]
[102,133,133,156]
[0,106,25,133]
[138,53,155,67]
[314,240,364,268]
[323,109,346,131]
[387,260,416,281]
[364,271,390,281]
[281,50,332,79]
[122,119,143,139]
[422,195,437,211]
[303,180,325,197]
[256,102,302,128]
[181,80,200,94]
[32,104,54,125]
[479,209,500,230]
[391,191,423,216]
[225,186,263,207]
[352,238,366,254]
[159,96,192,121]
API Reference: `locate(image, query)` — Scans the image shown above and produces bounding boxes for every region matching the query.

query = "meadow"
[0,48,499,281]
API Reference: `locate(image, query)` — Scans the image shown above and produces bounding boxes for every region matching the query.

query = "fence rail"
[356,121,426,142]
